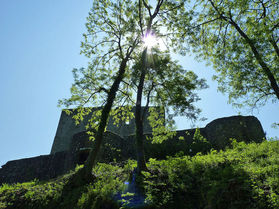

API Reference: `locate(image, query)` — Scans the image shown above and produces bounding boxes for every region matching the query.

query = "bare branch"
[138,0,144,36]
[82,87,109,106]
[142,0,152,17]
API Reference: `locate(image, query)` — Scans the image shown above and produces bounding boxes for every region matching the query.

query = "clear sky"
[0,0,278,167]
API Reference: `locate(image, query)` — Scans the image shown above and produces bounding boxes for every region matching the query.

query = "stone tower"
[50,107,161,154]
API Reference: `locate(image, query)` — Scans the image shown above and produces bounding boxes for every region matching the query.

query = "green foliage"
[190,128,212,155]
[2,140,279,209]
[180,0,279,108]
[144,140,279,209]
[0,163,127,209]
[123,159,137,173]
[76,163,128,209]
[0,178,64,209]
[58,0,208,134]
[58,0,142,137]
[58,0,208,174]
[140,50,208,144]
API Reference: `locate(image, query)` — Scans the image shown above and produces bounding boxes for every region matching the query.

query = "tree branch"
[270,36,279,58]
[208,0,279,100]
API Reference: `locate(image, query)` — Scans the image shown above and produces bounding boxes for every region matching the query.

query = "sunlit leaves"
[59,0,208,144]
[181,0,279,109]
[59,0,144,132]
[131,48,208,143]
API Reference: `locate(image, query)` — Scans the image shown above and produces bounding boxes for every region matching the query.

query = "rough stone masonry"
[0,108,265,184]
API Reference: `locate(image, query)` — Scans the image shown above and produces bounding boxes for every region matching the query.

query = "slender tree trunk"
[83,57,130,175]
[65,56,132,187]
[134,0,163,173]
[135,48,148,173]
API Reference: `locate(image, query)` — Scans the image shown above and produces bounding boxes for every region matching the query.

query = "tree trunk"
[134,0,163,173]
[84,57,130,174]
[65,56,131,188]
[135,48,148,173]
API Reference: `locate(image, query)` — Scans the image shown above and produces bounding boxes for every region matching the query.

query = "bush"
[143,140,279,209]
[1,140,279,209]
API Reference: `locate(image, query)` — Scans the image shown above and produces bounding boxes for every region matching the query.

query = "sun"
[143,32,157,49]
[142,32,167,51]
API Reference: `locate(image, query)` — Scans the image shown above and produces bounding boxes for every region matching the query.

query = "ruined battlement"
[50,107,162,154]
[0,112,265,184]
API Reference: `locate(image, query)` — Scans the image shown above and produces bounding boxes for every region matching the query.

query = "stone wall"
[0,115,266,184]
[204,115,265,149]
[0,151,74,184]
[50,115,266,164]
[50,107,161,154]
[71,131,126,163]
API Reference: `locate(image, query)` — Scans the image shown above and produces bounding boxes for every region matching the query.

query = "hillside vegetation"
[1,139,279,209]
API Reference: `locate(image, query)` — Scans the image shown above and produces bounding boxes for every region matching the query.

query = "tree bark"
[83,57,130,175]
[65,54,133,188]
[135,48,148,173]
[134,0,163,173]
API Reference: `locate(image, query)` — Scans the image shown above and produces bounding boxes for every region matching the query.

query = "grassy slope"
[0,140,279,209]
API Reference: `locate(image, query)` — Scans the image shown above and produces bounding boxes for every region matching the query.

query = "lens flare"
[142,32,167,51]
[143,32,157,49]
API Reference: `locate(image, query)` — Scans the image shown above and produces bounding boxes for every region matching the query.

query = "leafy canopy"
[180,0,279,109]
[59,0,207,139]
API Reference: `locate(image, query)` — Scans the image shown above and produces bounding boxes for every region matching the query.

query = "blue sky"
[0,0,278,167]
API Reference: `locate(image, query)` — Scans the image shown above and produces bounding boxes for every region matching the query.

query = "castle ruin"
[0,107,265,184]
